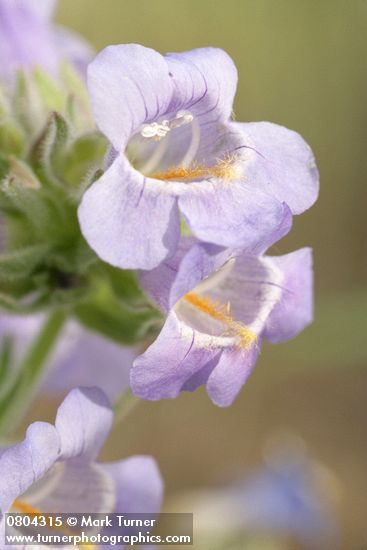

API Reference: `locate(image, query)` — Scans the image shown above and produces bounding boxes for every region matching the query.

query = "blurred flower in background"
[0,313,134,400]
[0,0,92,82]
[169,434,340,549]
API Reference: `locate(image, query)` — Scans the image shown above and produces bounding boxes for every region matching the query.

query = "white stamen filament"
[179,115,200,168]
[138,135,169,175]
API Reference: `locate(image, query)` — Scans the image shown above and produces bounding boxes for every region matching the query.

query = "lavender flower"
[0,314,134,400]
[131,241,313,406]
[0,0,92,81]
[0,387,163,521]
[177,443,339,548]
[232,452,339,547]
[78,44,318,270]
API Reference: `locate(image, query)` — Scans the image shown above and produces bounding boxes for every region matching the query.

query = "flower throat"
[184,292,256,349]
[138,110,239,182]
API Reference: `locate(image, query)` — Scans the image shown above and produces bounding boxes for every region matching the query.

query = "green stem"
[113,389,140,425]
[0,308,67,437]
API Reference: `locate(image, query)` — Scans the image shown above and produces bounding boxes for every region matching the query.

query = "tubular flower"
[181,446,338,546]
[131,241,313,407]
[78,44,318,270]
[0,0,92,81]
[0,387,163,532]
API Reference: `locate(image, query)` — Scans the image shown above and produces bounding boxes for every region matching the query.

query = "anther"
[140,111,194,141]
[141,121,170,140]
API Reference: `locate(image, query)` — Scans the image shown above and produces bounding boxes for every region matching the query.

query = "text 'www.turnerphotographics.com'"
[5,513,193,546]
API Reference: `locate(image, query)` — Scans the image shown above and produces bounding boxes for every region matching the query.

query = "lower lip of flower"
[183,292,257,349]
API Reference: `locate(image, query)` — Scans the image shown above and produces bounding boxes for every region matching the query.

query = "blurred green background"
[52,0,367,546]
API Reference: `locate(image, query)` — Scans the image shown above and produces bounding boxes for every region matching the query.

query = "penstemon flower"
[181,444,338,547]
[0,314,135,400]
[0,0,92,81]
[131,241,313,406]
[0,387,163,521]
[78,44,318,270]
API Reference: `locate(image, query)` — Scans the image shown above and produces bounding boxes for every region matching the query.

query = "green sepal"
[61,132,108,187]
[0,154,10,181]
[180,216,192,236]
[1,178,67,242]
[74,268,163,346]
[28,112,107,190]
[12,70,45,135]
[60,61,93,131]
[33,67,65,113]
[0,243,50,283]
[0,84,9,118]
[0,121,24,156]
[0,79,24,155]
[8,156,40,189]
[0,335,13,389]
[28,111,70,186]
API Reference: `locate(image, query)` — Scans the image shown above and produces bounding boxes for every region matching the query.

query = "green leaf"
[0,243,50,282]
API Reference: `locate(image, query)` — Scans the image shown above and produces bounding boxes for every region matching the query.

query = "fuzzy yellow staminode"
[13,499,42,515]
[12,500,94,550]
[184,292,256,349]
[151,154,239,182]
